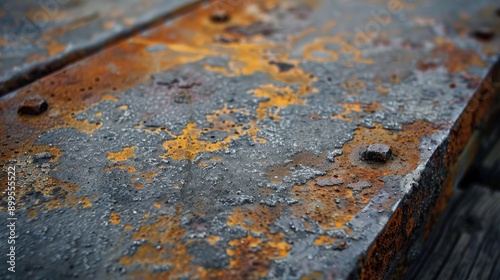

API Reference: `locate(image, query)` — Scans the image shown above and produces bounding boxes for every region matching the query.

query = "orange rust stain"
[227,204,283,235]
[269,164,290,184]
[119,213,202,279]
[141,171,158,182]
[206,235,220,245]
[79,197,93,208]
[153,202,161,209]
[43,195,94,212]
[314,235,336,245]
[122,17,135,26]
[124,225,133,231]
[103,20,116,30]
[342,75,366,94]
[300,271,324,280]
[120,204,290,278]
[361,207,405,280]
[333,102,363,121]
[252,84,309,121]
[446,74,496,168]
[376,84,391,95]
[105,164,137,173]
[66,118,103,134]
[203,39,313,87]
[364,102,382,114]
[44,39,67,57]
[46,146,63,162]
[109,213,121,224]
[0,38,7,48]
[332,102,381,121]
[205,105,264,143]
[107,146,135,162]
[210,157,224,161]
[27,209,38,219]
[101,94,119,101]
[162,122,228,161]
[391,73,400,85]
[226,233,290,279]
[162,105,265,160]
[288,121,437,230]
[302,32,374,65]
[432,38,486,73]
[223,205,291,278]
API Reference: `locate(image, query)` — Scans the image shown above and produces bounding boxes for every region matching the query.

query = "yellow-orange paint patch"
[110,213,121,224]
[107,146,135,162]
[162,105,266,160]
[206,235,220,245]
[102,94,119,101]
[141,171,157,182]
[314,235,336,245]
[251,84,307,121]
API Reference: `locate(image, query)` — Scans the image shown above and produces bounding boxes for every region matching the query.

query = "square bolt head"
[362,144,392,163]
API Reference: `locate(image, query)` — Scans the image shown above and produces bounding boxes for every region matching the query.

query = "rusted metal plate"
[1,0,500,279]
[0,0,200,95]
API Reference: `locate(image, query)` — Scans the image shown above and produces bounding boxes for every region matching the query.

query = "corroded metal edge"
[355,62,500,280]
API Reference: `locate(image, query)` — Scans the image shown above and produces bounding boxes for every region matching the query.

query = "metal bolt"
[18,95,48,115]
[362,144,392,163]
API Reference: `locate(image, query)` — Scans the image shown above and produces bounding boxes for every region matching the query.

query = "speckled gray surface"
[0,0,499,279]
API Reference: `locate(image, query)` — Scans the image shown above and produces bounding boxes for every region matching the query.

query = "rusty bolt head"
[362,144,392,163]
[17,95,48,115]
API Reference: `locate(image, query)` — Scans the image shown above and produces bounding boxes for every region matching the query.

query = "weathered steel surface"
[0,0,199,95]
[1,0,500,279]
